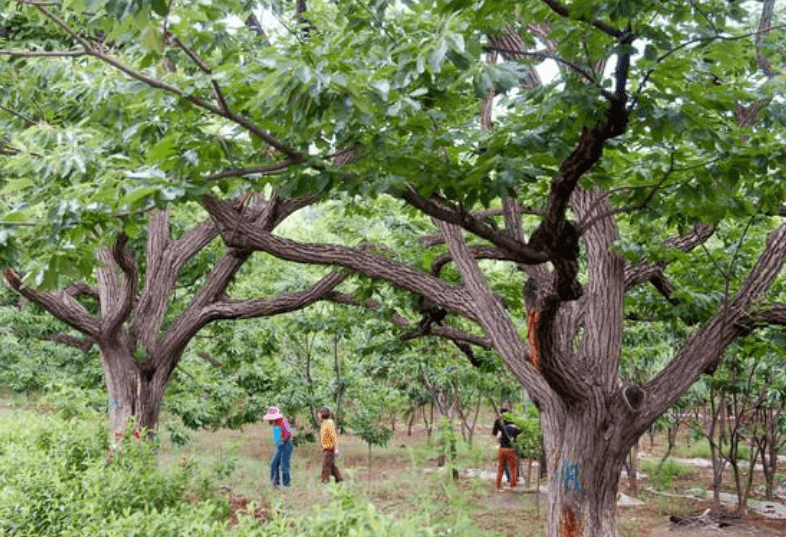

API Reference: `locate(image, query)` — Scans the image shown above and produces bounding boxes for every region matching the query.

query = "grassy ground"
[155,415,786,537]
[3,390,785,536]
[3,394,784,536]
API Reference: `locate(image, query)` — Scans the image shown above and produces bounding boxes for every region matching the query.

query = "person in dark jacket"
[492,407,520,490]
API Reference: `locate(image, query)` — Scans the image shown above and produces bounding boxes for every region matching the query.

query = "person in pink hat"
[263,406,293,488]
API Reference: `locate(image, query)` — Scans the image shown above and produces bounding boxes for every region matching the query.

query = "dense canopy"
[2,1,786,536]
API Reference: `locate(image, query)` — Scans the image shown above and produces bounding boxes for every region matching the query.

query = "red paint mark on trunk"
[4,268,22,289]
[527,309,540,371]
[560,505,582,537]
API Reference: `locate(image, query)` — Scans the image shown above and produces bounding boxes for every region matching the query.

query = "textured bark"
[101,340,166,439]
[3,3,784,536]
[542,407,626,537]
[203,182,786,537]
[637,222,786,432]
[3,194,342,437]
[202,196,480,322]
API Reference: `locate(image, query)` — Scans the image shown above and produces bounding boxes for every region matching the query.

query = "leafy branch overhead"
[2,2,786,535]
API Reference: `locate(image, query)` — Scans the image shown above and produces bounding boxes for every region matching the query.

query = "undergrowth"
[640,459,696,491]
[0,403,493,537]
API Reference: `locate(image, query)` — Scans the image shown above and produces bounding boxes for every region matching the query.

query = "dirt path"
[647,520,782,537]
[460,465,786,536]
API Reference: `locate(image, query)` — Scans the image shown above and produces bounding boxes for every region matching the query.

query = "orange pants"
[496,447,518,488]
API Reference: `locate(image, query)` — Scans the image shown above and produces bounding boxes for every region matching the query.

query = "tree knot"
[622,385,646,413]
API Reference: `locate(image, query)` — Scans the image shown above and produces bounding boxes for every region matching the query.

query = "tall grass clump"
[673,439,712,459]
[641,459,695,491]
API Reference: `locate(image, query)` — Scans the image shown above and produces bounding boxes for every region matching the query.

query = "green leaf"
[122,186,159,205]
[149,138,178,160]
[150,0,169,16]
[429,38,449,74]
[0,177,34,195]
[140,26,164,54]
[370,79,391,102]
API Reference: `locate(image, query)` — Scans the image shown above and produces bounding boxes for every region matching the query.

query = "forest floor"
[163,415,786,537]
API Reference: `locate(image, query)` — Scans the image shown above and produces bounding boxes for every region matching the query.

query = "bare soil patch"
[173,417,786,537]
[646,508,786,537]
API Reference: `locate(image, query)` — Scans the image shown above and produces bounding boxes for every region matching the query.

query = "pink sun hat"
[263,406,284,421]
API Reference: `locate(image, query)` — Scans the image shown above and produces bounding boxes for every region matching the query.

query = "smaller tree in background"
[346,379,396,489]
[750,383,786,501]
[700,334,786,511]
[701,346,760,512]
[745,331,786,501]
[352,405,394,471]
[435,415,460,482]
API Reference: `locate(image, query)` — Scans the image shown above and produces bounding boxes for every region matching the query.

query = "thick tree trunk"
[203,171,786,536]
[100,340,169,444]
[543,406,627,537]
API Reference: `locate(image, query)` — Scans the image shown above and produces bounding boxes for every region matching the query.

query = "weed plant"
[672,440,712,459]
[640,459,695,491]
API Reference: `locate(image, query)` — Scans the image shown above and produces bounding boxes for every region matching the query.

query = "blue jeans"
[270,439,293,487]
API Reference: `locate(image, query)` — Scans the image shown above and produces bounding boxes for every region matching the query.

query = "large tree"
[2,197,350,438]
[2,1,786,536]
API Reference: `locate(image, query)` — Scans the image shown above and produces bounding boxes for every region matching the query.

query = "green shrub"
[0,307,104,396]
[60,503,231,537]
[0,411,191,537]
[504,403,542,460]
[0,410,491,537]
